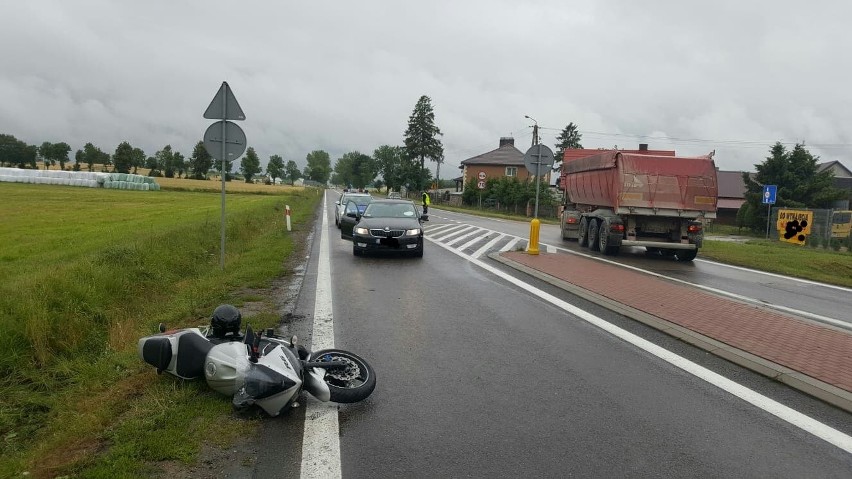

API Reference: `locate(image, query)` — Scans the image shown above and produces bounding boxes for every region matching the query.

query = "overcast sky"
[3,1,851,177]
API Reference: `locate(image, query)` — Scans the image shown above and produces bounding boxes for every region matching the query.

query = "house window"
[505,167,517,177]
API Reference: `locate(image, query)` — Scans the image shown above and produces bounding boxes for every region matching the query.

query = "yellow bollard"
[527,218,540,255]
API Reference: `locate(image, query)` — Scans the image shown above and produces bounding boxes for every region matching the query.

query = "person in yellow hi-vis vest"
[421,191,431,221]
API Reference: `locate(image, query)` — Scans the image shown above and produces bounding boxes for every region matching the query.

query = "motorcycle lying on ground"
[138,305,376,417]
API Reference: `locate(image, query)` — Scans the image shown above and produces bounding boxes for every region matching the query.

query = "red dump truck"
[558,150,718,261]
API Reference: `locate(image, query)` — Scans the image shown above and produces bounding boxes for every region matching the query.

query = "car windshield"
[363,203,417,218]
[348,195,372,205]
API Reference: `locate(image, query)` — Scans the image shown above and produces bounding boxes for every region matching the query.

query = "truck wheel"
[598,222,619,255]
[578,218,589,247]
[675,249,698,262]
[588,219,600,251]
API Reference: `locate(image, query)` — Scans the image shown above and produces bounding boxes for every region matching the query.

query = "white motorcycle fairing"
[229,342,304,417]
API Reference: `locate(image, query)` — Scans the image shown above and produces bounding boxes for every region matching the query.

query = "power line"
[536,126,852,150]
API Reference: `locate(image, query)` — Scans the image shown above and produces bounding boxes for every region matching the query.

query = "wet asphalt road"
[248,195,852,478]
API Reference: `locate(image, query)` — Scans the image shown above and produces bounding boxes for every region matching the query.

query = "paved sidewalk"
[495,251,852,413]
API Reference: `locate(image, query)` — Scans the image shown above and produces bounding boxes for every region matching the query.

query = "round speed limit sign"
[477,180,486,189]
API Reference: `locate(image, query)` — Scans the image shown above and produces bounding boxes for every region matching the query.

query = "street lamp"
[524,115,538,145]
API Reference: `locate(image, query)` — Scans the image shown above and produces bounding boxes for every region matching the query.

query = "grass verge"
[700,239,852,288]
[0,183,322,478]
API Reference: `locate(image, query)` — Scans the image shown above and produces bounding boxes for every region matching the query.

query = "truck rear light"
[610,224,625,233]
[565,217,578,224]
[688,224,702,233]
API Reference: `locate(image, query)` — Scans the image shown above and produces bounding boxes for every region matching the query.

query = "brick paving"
[502,251,852,394]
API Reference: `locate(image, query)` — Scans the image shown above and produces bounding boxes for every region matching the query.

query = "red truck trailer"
[558,150,718,261]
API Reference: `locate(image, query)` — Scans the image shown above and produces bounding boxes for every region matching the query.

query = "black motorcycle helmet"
[211,304,241,338]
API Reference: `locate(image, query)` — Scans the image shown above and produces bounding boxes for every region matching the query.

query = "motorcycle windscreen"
[235,361,298,402]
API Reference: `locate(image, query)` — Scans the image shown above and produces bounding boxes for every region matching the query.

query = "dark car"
[340,199,425,257]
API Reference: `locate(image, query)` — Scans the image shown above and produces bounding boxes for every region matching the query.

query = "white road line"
[458,234,488,251]
[696,258,852,293]
[546,244,557,253]
[447,228,485,247]
[472,234,506,258]
[500,237,522,252]
[431,225,472,242]
[425,223,455,234]
[301,192,341,479]
[425,235,852,455]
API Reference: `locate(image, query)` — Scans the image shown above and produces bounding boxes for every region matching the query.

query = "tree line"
[0,94,448,191]
[0,133,311,185]
[738,142,848,231]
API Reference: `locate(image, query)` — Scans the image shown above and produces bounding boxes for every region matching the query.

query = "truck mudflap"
[561,210,582,240]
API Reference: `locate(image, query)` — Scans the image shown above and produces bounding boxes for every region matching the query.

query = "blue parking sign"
[762,185,777,204]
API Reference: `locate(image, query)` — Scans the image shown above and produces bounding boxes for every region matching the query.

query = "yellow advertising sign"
[776,209,813,245]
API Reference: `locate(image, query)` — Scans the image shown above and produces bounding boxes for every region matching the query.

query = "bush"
[807,235,821,248]
[830,238,843,251]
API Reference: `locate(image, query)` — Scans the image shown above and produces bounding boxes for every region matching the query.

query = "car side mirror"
[335,201,340,205]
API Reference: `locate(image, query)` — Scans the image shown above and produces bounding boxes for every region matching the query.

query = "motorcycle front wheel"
[310,349,376,403]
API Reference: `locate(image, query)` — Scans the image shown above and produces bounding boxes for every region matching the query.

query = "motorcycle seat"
[175,332,214,379]
[141,337,172,373]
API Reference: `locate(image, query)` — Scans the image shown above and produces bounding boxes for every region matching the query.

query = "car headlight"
[405,228,421,236]
[354,227,369,235]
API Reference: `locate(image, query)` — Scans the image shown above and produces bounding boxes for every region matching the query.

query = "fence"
[421,189,560,218]
[768,207,850,247]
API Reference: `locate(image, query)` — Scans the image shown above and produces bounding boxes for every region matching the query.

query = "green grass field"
[0,183,322,478]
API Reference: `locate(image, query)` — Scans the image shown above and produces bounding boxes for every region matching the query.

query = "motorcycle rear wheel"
[310,349,376,403]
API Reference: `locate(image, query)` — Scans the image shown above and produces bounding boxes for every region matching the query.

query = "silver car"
[335,192,372,228]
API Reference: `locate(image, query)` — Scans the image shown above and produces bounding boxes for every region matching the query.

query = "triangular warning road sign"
[203,81,246,121]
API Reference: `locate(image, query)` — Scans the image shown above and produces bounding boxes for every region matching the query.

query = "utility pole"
[531,123,539,147]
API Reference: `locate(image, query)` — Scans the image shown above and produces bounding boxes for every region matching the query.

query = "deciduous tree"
[304,150,331,184]
[266,154,284,184]
[373,145,415,193]
[284,160,301,185]
[52,142,71,171]
[73,149,83,171]
[155,145,176,178]
[0,134,37,168]
[130,147,145,174]
[333,151,377,189]
[240,147,261,183]
[112,141,134,173]
[189,141,213,180]
[38,142,54,169]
